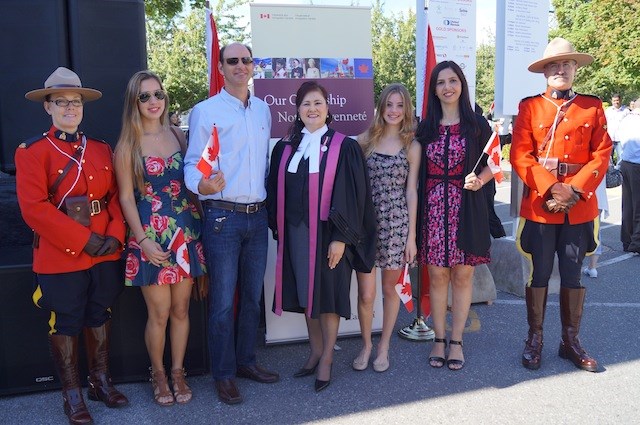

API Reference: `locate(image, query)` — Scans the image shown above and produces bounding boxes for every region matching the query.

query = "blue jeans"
[202,206,268,380]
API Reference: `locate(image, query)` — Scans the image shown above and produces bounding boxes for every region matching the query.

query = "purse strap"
[169,126,205,218]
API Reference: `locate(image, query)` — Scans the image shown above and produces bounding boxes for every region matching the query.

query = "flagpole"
[398,0,435,342]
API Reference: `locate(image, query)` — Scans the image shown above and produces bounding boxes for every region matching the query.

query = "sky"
[247,0,497,45]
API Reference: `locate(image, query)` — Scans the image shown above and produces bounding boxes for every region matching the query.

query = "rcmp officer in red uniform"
[511,39,612,373]
[15,67,128,424]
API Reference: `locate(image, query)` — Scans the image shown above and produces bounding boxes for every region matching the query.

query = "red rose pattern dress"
[419,124,489,267]
[124,152,206,286]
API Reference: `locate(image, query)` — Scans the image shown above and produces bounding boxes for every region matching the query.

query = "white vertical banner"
[428,0,477,106]
[250,4,382,344]
[416,0,427,117]
[495,0,548,116]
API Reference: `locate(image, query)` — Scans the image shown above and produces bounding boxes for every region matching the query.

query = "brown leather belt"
[203,200,266,214]
[558,162,585,176]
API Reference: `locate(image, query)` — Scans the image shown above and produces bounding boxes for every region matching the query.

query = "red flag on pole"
[167,228,190,277]
[395,264,414,312]
[421,24,437,119]
[206,7,225,97]
[196,126,220,178]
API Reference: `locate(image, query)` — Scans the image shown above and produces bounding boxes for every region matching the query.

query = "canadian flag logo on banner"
[482,132,504,183]
[395,264,414,313]
[196,126,220,178]
[168,227,190,276]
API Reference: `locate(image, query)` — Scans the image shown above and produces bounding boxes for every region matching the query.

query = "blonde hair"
[114,70,169,193]
[360,83,415,158]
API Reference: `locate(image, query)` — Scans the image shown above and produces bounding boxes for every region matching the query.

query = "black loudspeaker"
[0,259,210,396]
[0,0,146,173]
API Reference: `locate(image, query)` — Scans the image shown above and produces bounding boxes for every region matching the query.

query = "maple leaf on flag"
[395,264,414,313]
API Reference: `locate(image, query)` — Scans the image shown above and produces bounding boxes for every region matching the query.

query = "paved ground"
[2,163,639,425]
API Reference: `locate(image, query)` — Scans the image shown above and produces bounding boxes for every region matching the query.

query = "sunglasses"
[49,99,83,107]
[224,57,253,66]
[138,90,166,103]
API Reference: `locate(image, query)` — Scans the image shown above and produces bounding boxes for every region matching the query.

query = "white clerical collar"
[287,125,328,174]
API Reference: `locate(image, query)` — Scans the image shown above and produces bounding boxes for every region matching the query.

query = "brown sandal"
[150,367,175,406]
[171,368,193,404]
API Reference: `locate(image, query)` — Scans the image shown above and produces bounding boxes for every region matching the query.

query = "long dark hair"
[287,81,333,147]
[416,60,479,144]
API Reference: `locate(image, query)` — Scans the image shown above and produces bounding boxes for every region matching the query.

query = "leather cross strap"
[48,145,84,202]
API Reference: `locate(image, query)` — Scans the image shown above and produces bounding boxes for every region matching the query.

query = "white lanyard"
[46,135,87,208]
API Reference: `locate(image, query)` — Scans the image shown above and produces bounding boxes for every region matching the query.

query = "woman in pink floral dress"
[114,71,206,406]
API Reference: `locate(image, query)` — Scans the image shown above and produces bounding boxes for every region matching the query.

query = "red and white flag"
[421,24,437,119]
[196,126,220,178]
[482,131,504,183]
[168,227,190,276]
[395,264,414,313]
[206,7,225,97]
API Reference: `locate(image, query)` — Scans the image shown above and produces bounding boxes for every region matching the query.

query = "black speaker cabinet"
[0,257,209,397]
[0,0,146,173]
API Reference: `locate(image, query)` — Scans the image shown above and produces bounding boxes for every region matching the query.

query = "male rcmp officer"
[511,38,612,372]
[15,67,128,424]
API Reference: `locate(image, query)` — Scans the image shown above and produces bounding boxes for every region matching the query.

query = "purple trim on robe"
[273,132,346,318]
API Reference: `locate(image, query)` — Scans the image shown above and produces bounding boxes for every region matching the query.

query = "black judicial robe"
[266,128,376,319]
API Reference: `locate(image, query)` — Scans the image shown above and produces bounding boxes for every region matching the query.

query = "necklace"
[441,117,460,126]
[143,128,164,142]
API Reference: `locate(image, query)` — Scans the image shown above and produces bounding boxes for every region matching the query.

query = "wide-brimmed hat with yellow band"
[528,37,594,73]
[25,67,102,102]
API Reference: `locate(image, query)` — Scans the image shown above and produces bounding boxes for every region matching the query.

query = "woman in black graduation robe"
[266,82,375,392]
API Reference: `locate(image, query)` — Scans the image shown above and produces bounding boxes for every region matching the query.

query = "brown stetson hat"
[528,37,594,73]
[25,67,102,102]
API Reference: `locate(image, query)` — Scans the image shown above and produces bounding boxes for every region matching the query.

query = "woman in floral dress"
[353,83,421,373]
[416,61,493,371]
[114,71,206,405]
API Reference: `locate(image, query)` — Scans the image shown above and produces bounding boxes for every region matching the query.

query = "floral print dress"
[419,124,489,267]
[124,152,206,286]
[367,149,410,269]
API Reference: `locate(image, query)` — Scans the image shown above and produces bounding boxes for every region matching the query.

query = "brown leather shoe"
[236,365,280,383]
[215,379,242,405]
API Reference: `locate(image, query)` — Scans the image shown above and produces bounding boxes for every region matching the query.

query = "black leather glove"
[96,236,120,256]
[549,182,580,210]
[84,233,105,256]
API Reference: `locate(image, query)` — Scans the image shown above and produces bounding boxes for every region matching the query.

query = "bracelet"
[138,236,149,244]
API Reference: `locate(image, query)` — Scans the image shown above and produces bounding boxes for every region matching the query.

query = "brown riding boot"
[558,287,598,372]
[84,322,129,407]
[522,286,548,370]
[50,334,93,425]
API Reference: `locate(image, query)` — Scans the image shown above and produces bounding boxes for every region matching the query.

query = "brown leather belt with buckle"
[203,200,266,214]
[558,162,585,176]
[60,196,107,216]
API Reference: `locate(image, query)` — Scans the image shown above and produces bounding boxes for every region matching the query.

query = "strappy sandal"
[171,368,193,404]
[447,340,465,371]
[150,367,175,406]
[428,338,447,368]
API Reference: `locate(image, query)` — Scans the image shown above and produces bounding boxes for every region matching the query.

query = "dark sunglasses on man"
[225,57,253,66]
[138,90,166,103]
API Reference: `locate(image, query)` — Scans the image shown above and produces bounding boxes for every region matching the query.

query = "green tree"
[552,0,640,101]
[475,41,495,114]
[371,1,416,105]
[145,0,206,23]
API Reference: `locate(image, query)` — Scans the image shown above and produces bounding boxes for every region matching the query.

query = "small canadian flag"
[167,227,190,276]
[196,126,220,178]
[483,131,504,183]
[395,264,414,312]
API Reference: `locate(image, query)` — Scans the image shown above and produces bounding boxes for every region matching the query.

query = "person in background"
[169,111,181,127]
[416,61,494,371]
[511,38,611,373]
[267,81,376,392]
[605,93,629,165]
[306,58,320,78]
[16,67,128,424]
[114,71,206,406]
[616,97,640,254]
[583,178,609,278]
[353,83,419,373]
[291,58,304,78]
[184,42,279,405]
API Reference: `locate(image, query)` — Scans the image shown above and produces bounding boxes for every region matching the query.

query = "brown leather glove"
[84,233,105,256]
[96,236,120,256]
[549,183,580,210]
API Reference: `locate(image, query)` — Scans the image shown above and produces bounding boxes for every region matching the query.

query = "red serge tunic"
[15,126,125,274]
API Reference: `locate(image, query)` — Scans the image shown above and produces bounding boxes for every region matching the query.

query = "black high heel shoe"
[293,362,318,378]
[428,338,447,368]
[314,364,332,392]
[447,340,465,371]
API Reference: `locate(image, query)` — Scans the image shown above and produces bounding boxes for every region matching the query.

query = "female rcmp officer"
[15,67,128,424]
